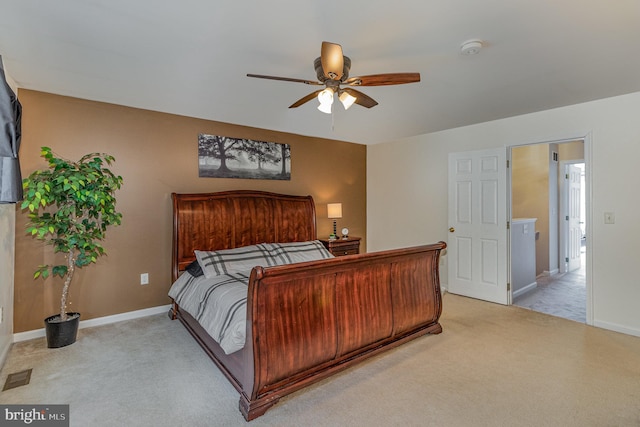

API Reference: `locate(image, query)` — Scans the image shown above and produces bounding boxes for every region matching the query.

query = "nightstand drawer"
[320,237,361,257]
[337,247,359,256]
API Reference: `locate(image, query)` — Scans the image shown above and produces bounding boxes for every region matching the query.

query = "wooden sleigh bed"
[168,190,446,421]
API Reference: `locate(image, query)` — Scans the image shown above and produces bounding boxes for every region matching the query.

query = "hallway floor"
[513,251,586,323]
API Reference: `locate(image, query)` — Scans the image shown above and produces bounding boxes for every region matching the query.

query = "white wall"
[0,70,18,366]
[368,91,640,337]
[0,205,15,365]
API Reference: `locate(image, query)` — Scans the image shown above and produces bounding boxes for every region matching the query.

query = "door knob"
[449,227,455,233]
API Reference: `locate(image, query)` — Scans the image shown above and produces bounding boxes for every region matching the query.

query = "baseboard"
[539,268,560,277]
[0,339,11,370]
[512,281,537,299]
[13,304,171,343]
[593,320,640,338]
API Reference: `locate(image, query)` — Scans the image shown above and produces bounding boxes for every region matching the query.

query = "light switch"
[604,212,615,224]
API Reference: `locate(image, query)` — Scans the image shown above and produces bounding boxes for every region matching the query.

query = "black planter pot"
[44,312,80,348]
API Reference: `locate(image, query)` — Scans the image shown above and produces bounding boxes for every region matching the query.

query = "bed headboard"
[172,190,317,281]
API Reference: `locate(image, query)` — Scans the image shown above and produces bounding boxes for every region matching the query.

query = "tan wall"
[558,140,584,161]
[512,144,550,275]
[14,90,367,332]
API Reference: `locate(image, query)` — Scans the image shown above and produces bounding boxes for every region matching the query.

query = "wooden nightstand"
[320,237,361,257]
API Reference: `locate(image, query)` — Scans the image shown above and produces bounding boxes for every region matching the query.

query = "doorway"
[511,141,588,323]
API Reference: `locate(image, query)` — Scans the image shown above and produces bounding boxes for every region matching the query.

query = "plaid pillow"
[260,240,334,264]
[195,240,333,279]
[195,244,279,279]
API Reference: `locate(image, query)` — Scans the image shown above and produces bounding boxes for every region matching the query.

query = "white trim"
[0,341,11,370]
[583,132,593,327]
[593,320,640,338]
[512,281,537,299]
[13,305,171,343]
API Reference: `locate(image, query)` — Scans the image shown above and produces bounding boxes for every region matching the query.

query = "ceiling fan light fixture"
[248,41,421,112]
[317,88,334,114]
[338,91,356,110]
[317,102,332,114]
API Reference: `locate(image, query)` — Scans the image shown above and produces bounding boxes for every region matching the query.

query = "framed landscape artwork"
[198,134,291,180]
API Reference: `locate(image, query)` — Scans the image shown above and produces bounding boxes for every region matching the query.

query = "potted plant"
[21,146,123,348]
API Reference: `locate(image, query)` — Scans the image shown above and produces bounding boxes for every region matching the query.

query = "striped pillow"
[260,240,334,265]
[195,240,333,279]
[195,244,278,278]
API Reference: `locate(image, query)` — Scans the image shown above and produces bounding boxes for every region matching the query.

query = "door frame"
[508,133,593,325]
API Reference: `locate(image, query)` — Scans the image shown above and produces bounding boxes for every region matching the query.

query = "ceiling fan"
[247,41,420,114]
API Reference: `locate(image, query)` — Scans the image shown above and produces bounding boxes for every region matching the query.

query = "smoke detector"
[460,39,483,55]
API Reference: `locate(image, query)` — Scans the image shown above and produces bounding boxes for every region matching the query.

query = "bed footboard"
[239,241,446,420]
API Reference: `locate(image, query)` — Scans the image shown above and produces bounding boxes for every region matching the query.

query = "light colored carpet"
[2,293,640,426]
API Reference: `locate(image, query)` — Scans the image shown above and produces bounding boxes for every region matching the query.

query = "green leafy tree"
[21,147,123,321]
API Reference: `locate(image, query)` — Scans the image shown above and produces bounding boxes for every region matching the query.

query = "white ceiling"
[1,1,640,145]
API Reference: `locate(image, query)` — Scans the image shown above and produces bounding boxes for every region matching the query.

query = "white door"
[448,148,509,304]
[567,164,582,272]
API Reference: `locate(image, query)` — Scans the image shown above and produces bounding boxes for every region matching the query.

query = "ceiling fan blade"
[320,42,344,81]
[344,72,420,86]
[289,90,323,108]
[342,88,378,108]
[247,74,322,86]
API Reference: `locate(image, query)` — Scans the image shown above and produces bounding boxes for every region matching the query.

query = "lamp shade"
[317,102,332,114]
[339,91,356,110]
[327,203,342,219]
[317,88,334,104]
[317,88,334,114]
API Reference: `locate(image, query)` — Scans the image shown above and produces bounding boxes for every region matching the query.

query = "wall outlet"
[140,273,149,285]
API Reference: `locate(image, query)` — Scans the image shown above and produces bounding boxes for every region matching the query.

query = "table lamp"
[327,203,342,240]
